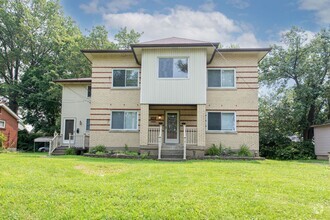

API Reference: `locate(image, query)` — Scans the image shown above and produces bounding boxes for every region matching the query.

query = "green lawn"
[0,153,329,219]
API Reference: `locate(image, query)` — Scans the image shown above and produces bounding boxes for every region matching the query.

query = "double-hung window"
[207,112,236,131]
[113,69,139,88]
[208,69,235,88]
[0,120,5,129]
[111,111,138,130]
[158,57,188,78]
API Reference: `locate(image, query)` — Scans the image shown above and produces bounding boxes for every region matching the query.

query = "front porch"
[140,104,206,159]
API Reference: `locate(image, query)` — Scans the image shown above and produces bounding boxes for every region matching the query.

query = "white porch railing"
[185,127,197,145]
[68,133,90,149]
[148,126,160,144]
[49,133,62,156]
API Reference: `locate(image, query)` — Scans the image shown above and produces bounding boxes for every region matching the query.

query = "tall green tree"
[260,27,330,141]
[114,27,143,49]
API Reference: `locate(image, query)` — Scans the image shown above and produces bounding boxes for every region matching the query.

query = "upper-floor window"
[208,69,235,88]
[111,111,138,130]
[158,58,188,78]
[113,69,139,88]
[0,120,5,129]
[207,112,236,131]
[87,86,91,97]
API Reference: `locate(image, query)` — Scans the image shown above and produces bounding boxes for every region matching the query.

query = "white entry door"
[165,111,179,144]
[63,118,75,144]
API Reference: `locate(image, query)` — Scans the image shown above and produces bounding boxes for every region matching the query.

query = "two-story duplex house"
[54,37,270,159]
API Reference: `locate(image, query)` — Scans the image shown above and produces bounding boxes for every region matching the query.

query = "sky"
[60,0,330,47]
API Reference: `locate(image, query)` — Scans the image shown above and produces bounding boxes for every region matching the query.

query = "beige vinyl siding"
[141,48,207,104]
[61,84,91,135]
[314,126,330,156]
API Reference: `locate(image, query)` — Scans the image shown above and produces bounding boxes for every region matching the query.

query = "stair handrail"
[183,124,187,160]
[158,124,162,159]
[49,133,60,156]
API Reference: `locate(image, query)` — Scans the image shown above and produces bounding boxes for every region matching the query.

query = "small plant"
[206,144,220,156]
[95,151,105,155]
[237,144,252,157]
[221,147,236,156]
[124,144,128,152]
[0,132,7,149]
[65,148,76,155]
[90,145,106,154]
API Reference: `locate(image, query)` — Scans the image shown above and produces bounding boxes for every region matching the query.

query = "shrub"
[0,132,6,149]
[274,141,315,160]
[124,144,128,152]
[205,144,220,156]
[220,147,236,156]
[237,144,252,157]
[90,145,106,154]
[95,151,105,155]
[65,148,76,155]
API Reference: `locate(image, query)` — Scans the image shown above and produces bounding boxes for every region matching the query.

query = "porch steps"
[51,146,68,155]
[160,144,184,160]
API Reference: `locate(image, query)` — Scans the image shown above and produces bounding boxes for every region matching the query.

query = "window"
[207,69,235,88]
[207,112,236,131]
[87,86,91,97]
[0,120,5,129]
[159,58,188,78]
[111,111,138,130]
[86,119,90,131]
[113,69,139,87]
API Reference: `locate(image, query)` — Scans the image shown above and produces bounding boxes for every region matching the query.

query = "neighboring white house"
[54,78,91,147]
[313,123,330,160]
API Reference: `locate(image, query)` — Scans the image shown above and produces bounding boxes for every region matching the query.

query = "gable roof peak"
[138,37,211,45]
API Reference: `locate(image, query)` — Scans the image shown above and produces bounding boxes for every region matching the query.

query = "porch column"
[140,104,149,146]
[197,104,206,148]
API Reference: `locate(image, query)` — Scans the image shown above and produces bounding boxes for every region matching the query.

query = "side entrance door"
[165,111,179,144]
[63,118,75,144]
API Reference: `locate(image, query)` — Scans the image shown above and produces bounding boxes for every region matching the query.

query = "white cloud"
[299,0,330,24]
[103,6,262,47]
[80,0,138,14]
[80,0,100,14]
[199,0,216,12]
[226,0,249,9]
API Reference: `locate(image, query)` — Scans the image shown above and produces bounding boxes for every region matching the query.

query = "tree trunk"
[303,103,316,141]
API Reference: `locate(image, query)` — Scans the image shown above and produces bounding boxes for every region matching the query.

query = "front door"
[63,119,75,144]
[165,111,179,143]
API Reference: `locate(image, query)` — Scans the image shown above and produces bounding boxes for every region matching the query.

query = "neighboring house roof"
[312,123,330,128]
[0,103,20,120]
[54,78,92,84]
[216,48,272,63]
[34,136,53,143]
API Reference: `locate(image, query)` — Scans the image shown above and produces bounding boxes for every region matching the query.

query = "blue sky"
[60,0,330,47]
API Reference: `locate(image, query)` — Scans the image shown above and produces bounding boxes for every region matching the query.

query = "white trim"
[206,111,236,132]
[63,118,76,144]
[207,68,236,89]
[0,104,19,120]
[165,111,180,143]
[157,57,190,79]
[110,110,139,131]
[112,69,140,88]
[0,120,5,129]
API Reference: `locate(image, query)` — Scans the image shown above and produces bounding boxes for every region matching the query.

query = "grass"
[0,153,329,219]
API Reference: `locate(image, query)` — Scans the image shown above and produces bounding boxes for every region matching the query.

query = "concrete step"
[159,158,186,161]
[160,154,184,159]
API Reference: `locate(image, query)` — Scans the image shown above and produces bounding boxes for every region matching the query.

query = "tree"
[260,27,330,141]
[114,27,143,49]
